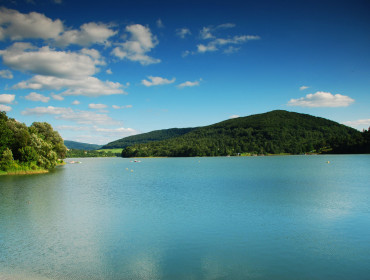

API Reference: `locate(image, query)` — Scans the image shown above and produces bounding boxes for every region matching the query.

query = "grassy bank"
[97,148,123,154]
[4,169,49,175]
[0,160,65,176]
[0,167,49,175]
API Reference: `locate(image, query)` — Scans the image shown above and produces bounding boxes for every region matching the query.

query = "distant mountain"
[101,127,195,149]
[64,140,102,150]
[121,110,368,157]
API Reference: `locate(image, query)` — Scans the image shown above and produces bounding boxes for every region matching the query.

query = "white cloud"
[0,69,13,79]
[72,100,80,105]
[0,104,12,111]
[25,92,50,102]
[55,22,117,47]
[112,104,132,109]
[58,125,138,144]
[106,68,112,74]
[190,24,260,54]
[0,94,15,104]
[15,75,126,97]
[287,91,355,107]
[156,19,164,28]
[22,106,72,115]
[111,24,160,65]
[176,28,191,39]
[229,114,240,119]
[142,76,175,87]
[199,23,238,40]
[57,125,90,131]
[177,79,201,88]
[200,27,214,40]
[80,48,105,62]
[21,106,121,125]
[300,86,309,91]
[89,103,107,109]
[59,110,121,125]
[197,35,260,54]
[343,119,370,130]
[0,43,101,79]
[197,44,217,53]
[50,93,64,101]
[0,7,64,41]
[5,43,125,97]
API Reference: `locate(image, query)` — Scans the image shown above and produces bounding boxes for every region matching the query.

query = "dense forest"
[0,111,67,174]
[121,110,369,157]
[64,140,102,150]
[102,127,195,149]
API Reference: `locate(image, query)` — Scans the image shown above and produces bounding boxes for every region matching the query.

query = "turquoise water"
[0,155,369,279]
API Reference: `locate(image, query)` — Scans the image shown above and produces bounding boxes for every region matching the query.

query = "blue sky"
[0,0,369,144]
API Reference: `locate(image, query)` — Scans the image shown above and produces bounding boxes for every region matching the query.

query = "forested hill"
[121,110,369,157]
[64,140,102,150]
[102,127,195,149]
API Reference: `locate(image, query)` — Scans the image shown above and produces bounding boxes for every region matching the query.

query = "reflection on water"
[0,155,370,279]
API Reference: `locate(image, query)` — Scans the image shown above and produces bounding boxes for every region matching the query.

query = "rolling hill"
[120,110,367,157]
[102,127,195,149]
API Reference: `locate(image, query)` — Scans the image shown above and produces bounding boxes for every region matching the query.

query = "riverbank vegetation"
[66,148,121,158]
[121,110,369,157]
[0,111,67,175]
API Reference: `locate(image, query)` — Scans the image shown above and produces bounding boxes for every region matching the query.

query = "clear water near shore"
[0,155,369,279]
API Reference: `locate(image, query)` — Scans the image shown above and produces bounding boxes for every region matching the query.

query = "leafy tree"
[0,111,15,156]
[30,122,67,158]
[19,146,38,163]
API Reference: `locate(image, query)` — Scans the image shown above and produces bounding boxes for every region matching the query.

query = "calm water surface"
[0,155,369,279]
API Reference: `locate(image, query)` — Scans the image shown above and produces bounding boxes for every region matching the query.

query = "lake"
[0,155,369,279]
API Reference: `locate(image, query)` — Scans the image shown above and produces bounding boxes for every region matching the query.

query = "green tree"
[0,148,13,170]
[0,111,15,156]
[30,122,67,158]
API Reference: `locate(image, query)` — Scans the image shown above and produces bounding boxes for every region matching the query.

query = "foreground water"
[0,155,369,279]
